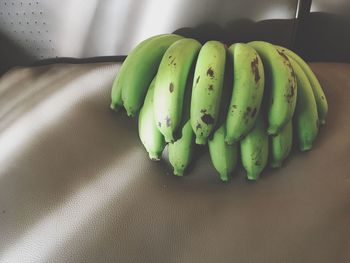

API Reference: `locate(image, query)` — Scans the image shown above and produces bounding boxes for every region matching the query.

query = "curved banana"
[248,41,297,135]
[225,43,265,144]
[110,74,123,112]
[270,120,293,168]
[154,38,202,143]
[111,35,173,111]
[275,45,328,125]
[208,124,238,182]
[111,35,165,111]
[288,56,319,151]
[191,41,226,145]
[168,120,195,176]
[190,41,226,145]
[240,113,269,180]
[112,34,183,116]
[138,77,166,160]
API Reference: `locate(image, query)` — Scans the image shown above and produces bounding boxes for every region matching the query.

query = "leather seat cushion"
[0,62,349,262]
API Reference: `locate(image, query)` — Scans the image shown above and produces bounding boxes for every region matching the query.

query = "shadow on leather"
[0,65,97,132]
[0,63,139,252]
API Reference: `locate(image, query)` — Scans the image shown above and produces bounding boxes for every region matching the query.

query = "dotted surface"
[0,0,56,59]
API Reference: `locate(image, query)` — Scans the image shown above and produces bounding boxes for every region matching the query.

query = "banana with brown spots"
[154,38,201,143]
[190,41,226,145]
[248,41,297,135]
[225,43,265,144]
[288,56,319,151]
[275,45,328,125]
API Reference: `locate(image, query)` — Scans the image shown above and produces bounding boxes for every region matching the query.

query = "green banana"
[270,120,293,168]
[190,41,226,145]
[248,41,297,135]
[111,34,183,116]
[138,77,166,160]
[225,43,265,144]
[154,38,202,143]
[111,34,173,111]
[110,73,123,112]
[168,74,195,176]
[275,45,328,125]
[208,124,238,182]
[240,113,269,180]
[288,56,319,151]
[168,120,195,176]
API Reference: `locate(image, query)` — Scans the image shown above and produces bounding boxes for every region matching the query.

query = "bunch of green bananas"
[111,34,328,182]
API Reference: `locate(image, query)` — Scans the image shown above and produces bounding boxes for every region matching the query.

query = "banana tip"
[195,137,207,145]
[267,127,278,136]
[110,104,120,112]
[149,154,161,161]
[220,175,229,182]
[173,169,184,177]
[247,173,259,181]
[300,144,312,152]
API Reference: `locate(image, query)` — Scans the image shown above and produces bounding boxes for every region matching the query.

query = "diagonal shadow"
[0,62,140,252]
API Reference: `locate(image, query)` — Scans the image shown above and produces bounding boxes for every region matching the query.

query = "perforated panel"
[0,0,56,59]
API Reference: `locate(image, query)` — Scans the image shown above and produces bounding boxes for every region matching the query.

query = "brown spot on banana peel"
[165,116,171,127]
[208,84,214,91]
[277,49,289,61]
[251,56,260,83]
[201,113,214,125]
[196,123,202,130]
[243,107,252,121]
[196,76,200,84]
[231,104,237,113]
[251,107,257,118]
[285,81,296,103]
[207,67,214,78]
[200,109,207,114]
[169,82,174,93]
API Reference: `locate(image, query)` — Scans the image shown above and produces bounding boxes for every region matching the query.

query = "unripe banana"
[225,43,265,144]
[138,77,166,160]
[154,38,201,143]
[168,120,195,176]
[288,56,319,151]
[275,45,328,125]
[240,113,269,180]
[111,35,164,111]
[190,41,226,145]
[113,34,183,116]
[110,74,123,112]
[270,120,293,168]
[248,41,297,135]
[111,35,173,111]
[208,124,238,182]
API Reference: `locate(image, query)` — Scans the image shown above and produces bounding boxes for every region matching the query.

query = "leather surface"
[0,62,350,262]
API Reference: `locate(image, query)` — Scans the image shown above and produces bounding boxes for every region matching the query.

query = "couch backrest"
[0,0,302,71]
